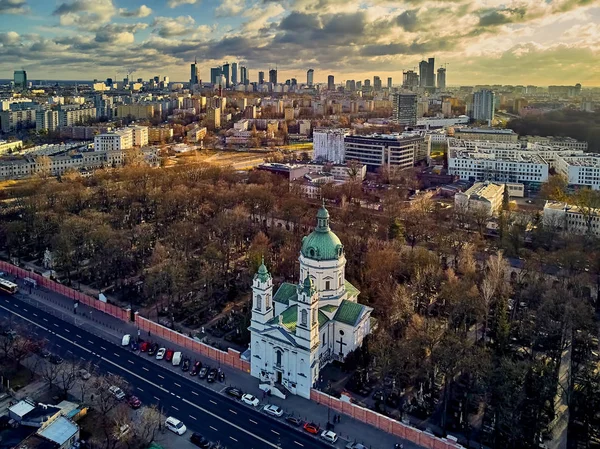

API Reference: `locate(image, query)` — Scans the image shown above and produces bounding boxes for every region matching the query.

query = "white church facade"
[248,205,373,399]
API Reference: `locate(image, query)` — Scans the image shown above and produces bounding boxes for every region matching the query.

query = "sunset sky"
[1,0,599,86]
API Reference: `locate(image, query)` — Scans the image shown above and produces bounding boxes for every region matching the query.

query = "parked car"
[139,341,149,352]
[241,394,259,407]
[130,340,139,351]
[148,343,158,356]
[321,430,338,443]
[172,351,182,366]
[346,443,368,449]
[165,349,174,362]
[181,357,191,372]
[156,348,166,360]
[286,416,302,426]
[109,385,126,400]
[190,432,212,448]
[121,334,131,346]
[165,417,187,435]
[78,369,91,380]
[263,404,283,417]
[303,422,320,434]
[224,387,243,399]
[49,354,63,365]
[190,361,202,376]
[198,366,209,379]
[207,368,217,383]
[126,395,142,409]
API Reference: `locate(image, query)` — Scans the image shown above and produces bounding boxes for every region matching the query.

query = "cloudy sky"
[0,0,599,86]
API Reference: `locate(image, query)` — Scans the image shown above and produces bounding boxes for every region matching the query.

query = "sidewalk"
[14,281,423,449]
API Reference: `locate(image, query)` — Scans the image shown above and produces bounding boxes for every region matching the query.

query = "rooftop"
[37,416,78,445]
[455,128,516,135]
[464,182,504,200]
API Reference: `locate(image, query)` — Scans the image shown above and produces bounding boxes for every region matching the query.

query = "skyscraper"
[346,80,356,91]
[403,70,419,89]
[231,62,238,85]
[327,75,335,91]
[269,69,277,84]
[472,89,495,123]
[190,58,199,86]
[437,68,446,91]
[307,69,314,86]
[387,77,392,89]
[427,57,435,88]
[392,92,417,126]
[258,71,265,85]
[373,76,382,91]
[14,70,27,89]
[419,60,428,87]
[210,67,222,85]
[222,63,230,88]
[240,66,248,85]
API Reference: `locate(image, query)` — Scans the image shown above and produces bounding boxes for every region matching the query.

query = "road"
[0,293,336,449]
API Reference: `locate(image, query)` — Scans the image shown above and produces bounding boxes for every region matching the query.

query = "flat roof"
[37,417,78,445]
[9,400,35,418]
[456,128,516,135]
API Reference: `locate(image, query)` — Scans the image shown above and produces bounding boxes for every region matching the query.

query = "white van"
[172,351,182,366]
[165,417,187,435]
[121,334,131,346]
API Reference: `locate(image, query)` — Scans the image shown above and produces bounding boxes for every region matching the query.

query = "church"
[248,204,373,399]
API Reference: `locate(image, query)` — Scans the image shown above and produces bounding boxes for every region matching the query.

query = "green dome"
[301,206,344,261]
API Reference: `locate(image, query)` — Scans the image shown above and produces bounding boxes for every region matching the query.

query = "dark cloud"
[0,0,28,14]
[279,12,320,31]
[477,7,527,26]
[275,11,368,46]
[396,9,419,32]
[360,39,454,57]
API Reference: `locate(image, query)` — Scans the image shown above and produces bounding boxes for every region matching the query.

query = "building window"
[325,281,330,290]
[255,295,262,310]
[301,310,308,326]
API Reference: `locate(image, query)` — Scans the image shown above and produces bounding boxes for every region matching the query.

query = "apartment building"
[454,128,518,143]
[94,129,133,152]
[58,105,96,127]
[0,108,37,132]
[130,126,149,147]
[344,133,424,171]
[455,182,505,217]
[543,201,600,236]
[0,140,23,155]
[313,128,350,164]
[148,126,173,143]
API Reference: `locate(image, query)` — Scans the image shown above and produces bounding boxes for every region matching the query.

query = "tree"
[540,174,568,202]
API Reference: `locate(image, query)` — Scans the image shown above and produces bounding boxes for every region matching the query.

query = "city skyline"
[0,0,599,86]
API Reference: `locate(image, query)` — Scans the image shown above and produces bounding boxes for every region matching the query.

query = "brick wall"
[310,389,463,449]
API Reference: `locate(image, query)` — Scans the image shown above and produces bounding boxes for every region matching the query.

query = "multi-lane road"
[0,293,335,449]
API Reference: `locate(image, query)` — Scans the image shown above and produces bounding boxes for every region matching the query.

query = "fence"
[311,390,464,449]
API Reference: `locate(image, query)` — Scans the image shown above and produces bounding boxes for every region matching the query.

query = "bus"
[0,278,18,295]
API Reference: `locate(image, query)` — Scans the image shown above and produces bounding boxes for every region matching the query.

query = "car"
[148,343,158,356]
[241,394,259,407]
[224,387,243,399]
[130,340,139,351]
[190,361,202,376]
[207,368,217,383]
[172,351,182,366]
[126,395,142,409]
[286,416,302,426]
[48,354,63,365]
[263,404,283,417]
[303,422,320,434]
[109,385,126,400]
[181,357,191,372]
[321,430,338,443]
[139,341,149,352]
[156,348,166,360]
[190,432,213,448]
[165,417,187,435]
[78,369,91,380]
[345,443,368,449]
[121,334,131,346]
[198,366,209,379]
[165,349,174,362]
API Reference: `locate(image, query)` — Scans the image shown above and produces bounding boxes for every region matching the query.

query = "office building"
[328,75,335,91]
[94,128,133,152]
[403,70,419,89]
[556,155,600,190]
[387,77,392,89]
[14,70,27,89]
[427,57,435,88]
[437,68,446,91]
[455,182,505,217]
[543,201,600,236]
[210,67,222,85]
[454,128,517,142]
[190,58,199,86]
[269,69,277,85]
[520,136,588,151]
[222,63,230,88]
[307,69,314,86]
[419,60,428,87]
[344,133,424,171]
[259,71,265,85]
[313,128,350,164]
[231,62,238,85]
[392,93,417,126]
[207,107,221,130]
[356,81,362,90]
[373,76,382,91]
[472,89,495,122]
[345,80,356,91]
[240,66,248,85]
[36,109,60,132]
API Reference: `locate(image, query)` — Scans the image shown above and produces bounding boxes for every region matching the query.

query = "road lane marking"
[294,442,304,447]
[142,367,149,371]
[33,313,38,317]
[53,324,59,327]
[210,400,217,405]
[56,344,61,348]
[154,396,160,401]
[189,415,197,420]
[271,430,279,435]
[158,375,164,379]
[128,360,135,364]
[43,318,48,322]
[100,346,106,350]
[76,334,82,338]
[230,437,238,442]
[13,304,18,308]
[172,406,179,411]
[88,340,94,344]
[192,391,198,396]
[249,419,257,424]
[0,303,281,449]
[229,409,237,414]
[64,329,70,333]
[174,383,181,387]
[113,353,119,357]
[22,308,27,312]
[137,388,144,392]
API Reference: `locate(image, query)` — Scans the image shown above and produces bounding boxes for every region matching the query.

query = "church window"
[322,333,326,347]
[338,274,342,287]
[266,294,271,310]
[301,309,308,326]
[255,295,262,310]
[312,309,317,325]
[325,281,330,290]
[276,350,282,366]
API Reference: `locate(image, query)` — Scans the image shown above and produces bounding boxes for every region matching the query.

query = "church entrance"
[276,371,282,383]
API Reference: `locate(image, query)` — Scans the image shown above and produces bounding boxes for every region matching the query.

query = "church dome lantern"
[301,204,344,261]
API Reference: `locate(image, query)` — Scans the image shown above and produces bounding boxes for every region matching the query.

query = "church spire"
[315,203,330,232]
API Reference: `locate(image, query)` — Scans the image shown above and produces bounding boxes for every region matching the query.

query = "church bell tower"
[251,258,274,330]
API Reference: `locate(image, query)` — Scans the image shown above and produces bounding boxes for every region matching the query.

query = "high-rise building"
[387,77,392,89]
[403,70,418,89]
[258,71,265,85]
[472,89,495,123]
[373,76,382,91]
[392,92,417,126]
[356,81,362,90]
[419,61,428,87]
[427,57,435,88]
[210,67,222,85]
[36,109,59,132]
[437,68,446,91]
[327,75,335,91]
[207,107,221,130]
[307,69,314,86]
[231,62,238,85]
[269,69,277,84]
[222,63,230,88]
[14,70,27,89]
[190,58,199,86]
[240,66,248,85]
[345,80,356,91]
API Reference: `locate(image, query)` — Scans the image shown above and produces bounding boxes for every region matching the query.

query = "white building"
[543,201,600,236]
[57,105,96,127]
[249,205,372,399]
[472,89,495,123]
[521,136,588,151]
[0,139,23,155]
[416,116,470,128]
[130,126,149,147]
[313,128,350,164]
[36,109,60,132]
[556,155,600,190]
[455,182,505,217]
[94,129,133,152]
[344,133,424,170]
